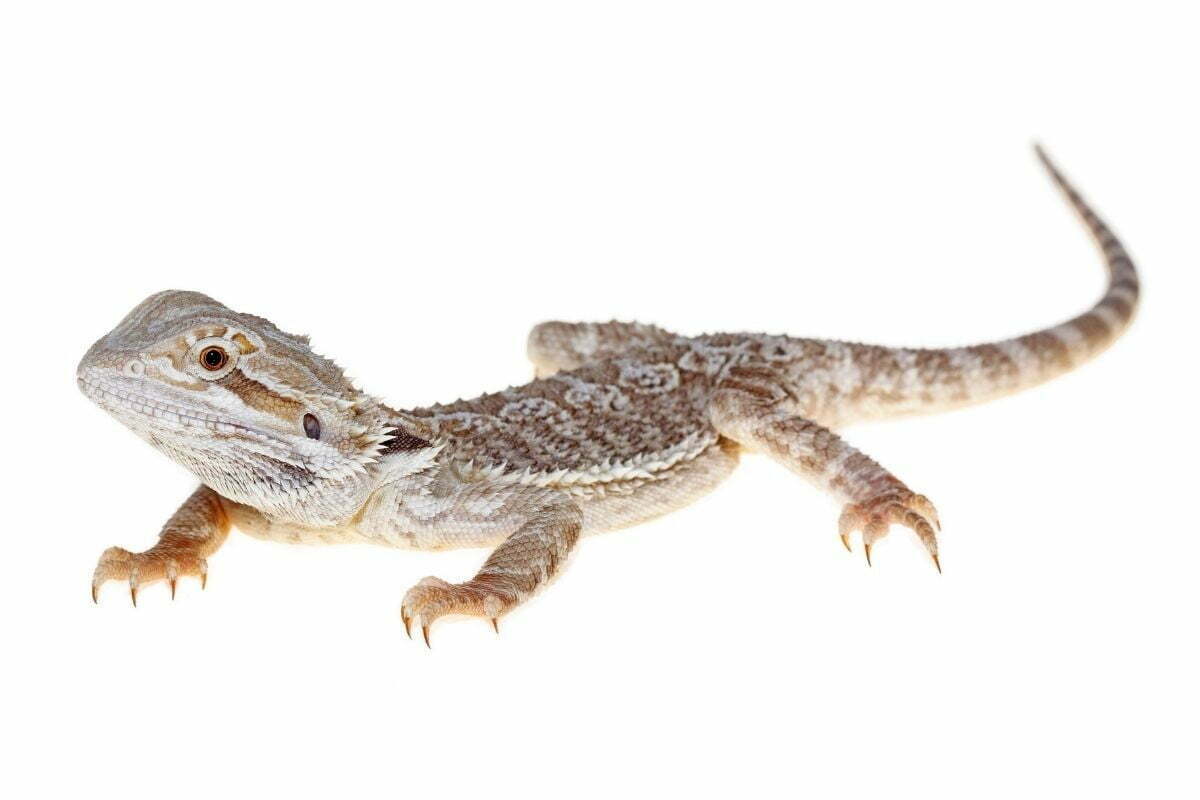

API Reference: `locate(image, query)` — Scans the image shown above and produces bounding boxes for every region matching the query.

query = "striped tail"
[1030,144,1141,347]
[836,145,1140,424]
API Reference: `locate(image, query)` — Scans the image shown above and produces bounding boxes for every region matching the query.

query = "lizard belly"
[220,437,740,548]
[573,437,741,534]
[220,499,373,545]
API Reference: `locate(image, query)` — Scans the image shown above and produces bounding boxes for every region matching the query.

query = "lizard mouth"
[78,373,259,438]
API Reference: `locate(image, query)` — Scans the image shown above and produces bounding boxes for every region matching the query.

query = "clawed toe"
[400,576,511,647]
[838,490,942,572]
[91,547,209,605]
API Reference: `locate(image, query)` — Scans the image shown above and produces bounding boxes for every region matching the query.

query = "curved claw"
[401,576,515,645]
[93,550,209,606]
[839,533,852,553]
[840,490,941,572]
[401,610,413,639]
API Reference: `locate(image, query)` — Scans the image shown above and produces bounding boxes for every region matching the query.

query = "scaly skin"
[78,147,1138,645]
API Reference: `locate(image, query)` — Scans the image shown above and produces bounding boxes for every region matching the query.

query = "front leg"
[400,491,583,646]
[710,388,941,570]
[92,485,231,605]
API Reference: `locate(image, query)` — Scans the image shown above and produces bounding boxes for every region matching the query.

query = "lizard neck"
[371,407,446,485]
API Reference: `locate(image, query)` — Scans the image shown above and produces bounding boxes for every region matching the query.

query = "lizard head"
[77,290,402,522]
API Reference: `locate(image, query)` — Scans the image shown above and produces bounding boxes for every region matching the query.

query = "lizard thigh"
[578,437,740,534]
[526,320,674,376]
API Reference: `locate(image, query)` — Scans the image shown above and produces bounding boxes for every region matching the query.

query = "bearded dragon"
[78,147,1138,645]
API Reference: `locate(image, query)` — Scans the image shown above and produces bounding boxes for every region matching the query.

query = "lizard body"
[78,148,1138,643]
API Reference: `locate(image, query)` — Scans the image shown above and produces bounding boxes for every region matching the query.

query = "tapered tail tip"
[1032,142,1061,175]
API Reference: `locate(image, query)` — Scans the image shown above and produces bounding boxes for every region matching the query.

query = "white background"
[2,2,1196,798]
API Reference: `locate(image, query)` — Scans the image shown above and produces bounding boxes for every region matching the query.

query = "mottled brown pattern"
[409,345,713,476]
[78,147,1137,640]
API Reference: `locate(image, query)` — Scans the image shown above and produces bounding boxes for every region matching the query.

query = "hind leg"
[709,386,941,569]
[526,320,674,376]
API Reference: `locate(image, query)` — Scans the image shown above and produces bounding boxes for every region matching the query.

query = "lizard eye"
[187,337,239,380]
[199,346,229,371]
[302,413,321,440]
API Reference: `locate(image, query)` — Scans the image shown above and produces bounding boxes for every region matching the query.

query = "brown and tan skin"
[78,147,1138,644]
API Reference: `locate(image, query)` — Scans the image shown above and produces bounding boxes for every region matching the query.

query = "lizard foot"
[400,576,514,647]
[91,546,208,606]
[838,489,941,572]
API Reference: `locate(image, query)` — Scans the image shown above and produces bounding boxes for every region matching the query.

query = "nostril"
[125,360,145,377]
